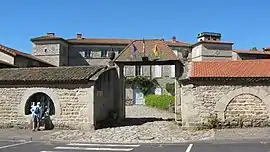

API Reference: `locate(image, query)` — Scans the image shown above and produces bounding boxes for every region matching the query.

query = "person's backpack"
[34,107,40,115]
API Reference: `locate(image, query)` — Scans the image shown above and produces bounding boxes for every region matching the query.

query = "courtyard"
[39,105,214,143]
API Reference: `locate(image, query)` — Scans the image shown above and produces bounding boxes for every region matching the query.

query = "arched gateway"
[20,88,61,118]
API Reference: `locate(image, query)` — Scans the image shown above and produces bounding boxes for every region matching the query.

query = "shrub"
[145,95,175,110]
[165,83,175,96]
[125,76,159,95]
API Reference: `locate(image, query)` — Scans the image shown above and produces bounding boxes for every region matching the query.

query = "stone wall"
[180,82,270,128]
[0,84,94,130]
[94,68,120,123]
[225,93,269,127]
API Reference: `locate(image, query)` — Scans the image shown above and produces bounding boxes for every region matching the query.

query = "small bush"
[165,83,175,96]
[145,95,175,110]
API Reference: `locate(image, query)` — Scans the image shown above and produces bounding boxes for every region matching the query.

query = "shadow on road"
[96,117,174,129]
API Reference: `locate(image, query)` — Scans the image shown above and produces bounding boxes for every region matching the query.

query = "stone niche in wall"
[225,93,269,127]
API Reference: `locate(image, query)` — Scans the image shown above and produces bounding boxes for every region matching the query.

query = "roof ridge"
[0,65,106,71]
[193,59,270,63]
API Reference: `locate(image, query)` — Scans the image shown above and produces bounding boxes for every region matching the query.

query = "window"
[154,65,162,77]
[171,50,178,77]
[84,50,92,58]
[118,49,122,54]
[101,49,107,57]
[135,66,142,76]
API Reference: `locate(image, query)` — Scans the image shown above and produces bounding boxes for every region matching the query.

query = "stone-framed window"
[135,65,142,76]
[101,49,107,57]
[154,65,162,77]
[84,49,92,58]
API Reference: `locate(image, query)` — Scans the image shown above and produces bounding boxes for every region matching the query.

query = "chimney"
[76,33,82,39]
[172,36,176,42]
[263,47,270,51]
[47,32,55,37]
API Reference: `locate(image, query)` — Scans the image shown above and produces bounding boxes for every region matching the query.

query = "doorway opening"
[25,92,55,130]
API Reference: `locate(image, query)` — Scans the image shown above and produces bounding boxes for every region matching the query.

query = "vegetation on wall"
[125,76,159,95]
[145,95,175,110]
[165,83,175,96]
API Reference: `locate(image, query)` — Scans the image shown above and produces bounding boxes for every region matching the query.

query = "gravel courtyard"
[41,105,215,143]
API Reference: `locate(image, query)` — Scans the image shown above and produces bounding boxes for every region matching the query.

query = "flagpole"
[142,38,145,57]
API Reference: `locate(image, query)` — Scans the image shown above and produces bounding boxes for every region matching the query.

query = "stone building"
[30,33,191,98]
[0,65,120,130]
[114,39,183,105]
[178,59,270,128]
[0,44,54,68]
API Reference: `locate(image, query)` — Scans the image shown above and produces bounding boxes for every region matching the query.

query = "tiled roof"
[192,40,234,47]
[114,39,179,62]
[67,38,132,45]
[165,41,192,47]
[0,65,107,83]
[233,50,270,55]
[191,60,270,78]
[30,36,67,42]
[0,44,55,66]
[31,34,191,47]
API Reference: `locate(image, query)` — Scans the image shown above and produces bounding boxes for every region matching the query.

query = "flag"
[142,39,146,54]
[153,44,159,57]
[131,43,137,58]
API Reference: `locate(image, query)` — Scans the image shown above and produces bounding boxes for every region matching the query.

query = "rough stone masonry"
[180,82,270,128]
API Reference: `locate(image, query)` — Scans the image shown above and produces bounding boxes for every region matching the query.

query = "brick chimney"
[76,33,82,39]
[47,32,55,37]
[172,36,176,42]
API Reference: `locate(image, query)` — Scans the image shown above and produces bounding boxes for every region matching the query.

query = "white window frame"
[135,65,142,76]
[154,65,162,77]
[171,50,178,77]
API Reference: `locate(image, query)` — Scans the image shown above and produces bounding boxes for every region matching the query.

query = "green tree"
[250,47,258,51]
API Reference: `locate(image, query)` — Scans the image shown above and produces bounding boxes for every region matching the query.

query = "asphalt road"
[1,140,270,152]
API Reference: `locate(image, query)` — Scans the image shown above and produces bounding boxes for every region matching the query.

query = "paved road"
[1,140,270,151]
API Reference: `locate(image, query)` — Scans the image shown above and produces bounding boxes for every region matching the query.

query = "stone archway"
[215,87,270,121]
[20,88,61,118]
[24,92,55,116]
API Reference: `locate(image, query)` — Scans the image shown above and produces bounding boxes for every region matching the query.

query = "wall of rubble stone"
[181,82,270,128]
[0,84,94,130]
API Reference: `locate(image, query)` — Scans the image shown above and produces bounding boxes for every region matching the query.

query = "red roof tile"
[233,50,270,55]
[31,34,191,47]
[191,60,270,78]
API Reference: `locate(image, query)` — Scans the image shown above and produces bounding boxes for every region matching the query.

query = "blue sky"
[0,0,270,53]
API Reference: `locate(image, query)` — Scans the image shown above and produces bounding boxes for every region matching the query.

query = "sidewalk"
[1,127,270,143]
[0,128,59,141]
[214,128,270,140]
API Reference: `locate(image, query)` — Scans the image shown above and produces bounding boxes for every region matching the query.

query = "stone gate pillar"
[175,61,182,122]
[117,64,126,119]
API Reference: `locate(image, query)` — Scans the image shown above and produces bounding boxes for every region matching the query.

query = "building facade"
[30,33,192,99]
[29,32,270,105]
